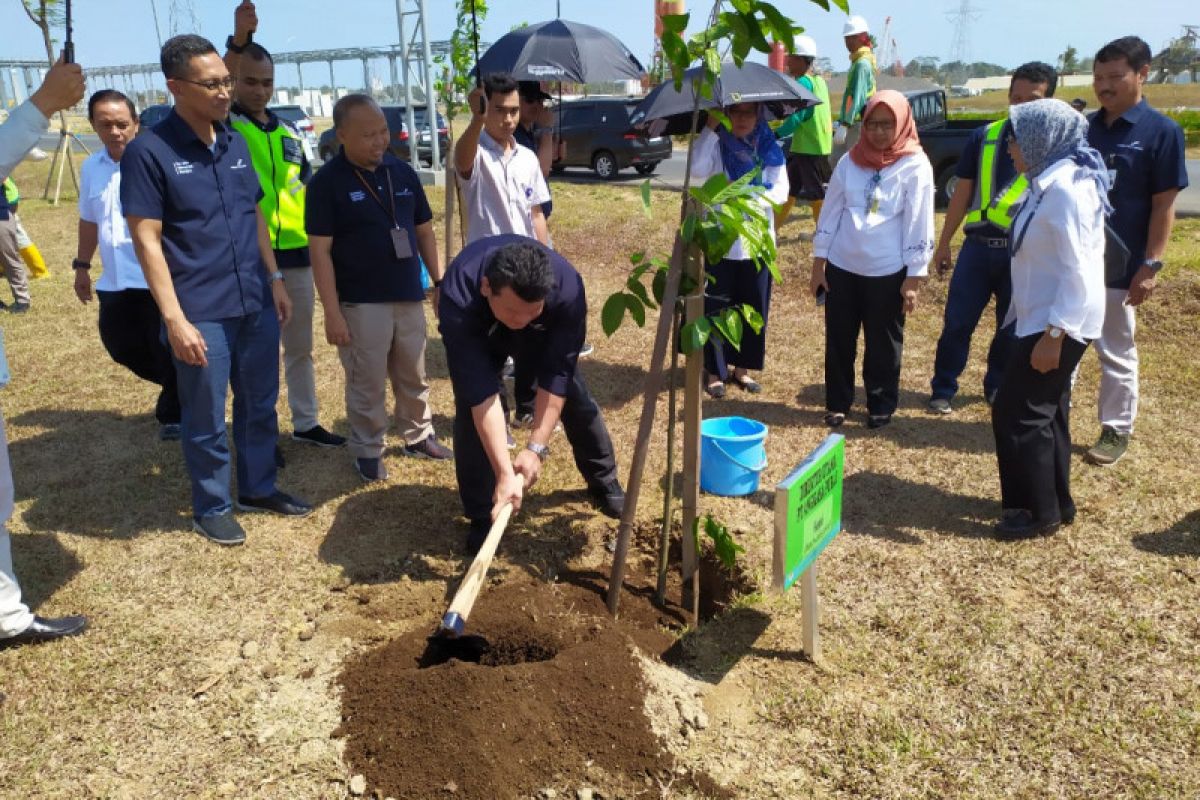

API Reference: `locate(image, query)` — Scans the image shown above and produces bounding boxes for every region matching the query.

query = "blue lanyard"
[1009,191,1042,257]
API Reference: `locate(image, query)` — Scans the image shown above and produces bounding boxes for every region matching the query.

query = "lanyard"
[353,167,398,229]
[1009,191,1042,257]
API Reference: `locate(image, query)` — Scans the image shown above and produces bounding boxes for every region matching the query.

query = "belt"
[967,234,1009,249]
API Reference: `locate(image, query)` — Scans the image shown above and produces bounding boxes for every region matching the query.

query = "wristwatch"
[268,271,285,284]
[1143,259,1164,274]
[72,258,91,270]
[225,34,252,54]
[525,442,550,462]
[1046,326,1064,339]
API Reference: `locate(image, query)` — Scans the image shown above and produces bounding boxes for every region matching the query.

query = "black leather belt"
[967,234,1009,249]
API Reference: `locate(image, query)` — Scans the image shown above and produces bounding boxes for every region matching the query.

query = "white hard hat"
[842,15,869,36]
[793,35,818,58]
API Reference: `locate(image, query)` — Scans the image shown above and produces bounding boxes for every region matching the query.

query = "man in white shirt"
[0,56,89,650]
[74,90,181,442]
[454,73,551,245]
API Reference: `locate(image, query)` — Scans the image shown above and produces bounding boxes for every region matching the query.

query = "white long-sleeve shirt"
[79,150,148,292]
[0,101,49,182]
[1006,157,1106,341]
[813,151,935,277]
[689,127,789,261]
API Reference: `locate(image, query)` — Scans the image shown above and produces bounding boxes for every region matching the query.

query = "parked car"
[317,106,448,166]
[822,89,992,207]
[138,103,172,130]
[269,104,320,156]
[550,97,673,180]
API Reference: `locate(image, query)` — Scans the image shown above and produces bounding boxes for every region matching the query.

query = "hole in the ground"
[419,629,559,668]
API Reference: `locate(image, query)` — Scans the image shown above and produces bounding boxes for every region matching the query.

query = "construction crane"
[877,16,905,76]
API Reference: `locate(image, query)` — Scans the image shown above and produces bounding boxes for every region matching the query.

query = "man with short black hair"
[454,73,551,245]
[224,1,345,451]
[306,94,451,482]
[74,88,182,442]
[439,235,624,554]
[1083,35,1188,465]
[122,34,312,546]
[928,61,1058,414]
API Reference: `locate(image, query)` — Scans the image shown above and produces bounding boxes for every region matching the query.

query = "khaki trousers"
[338,301,433,458]
[279,267,318,431]
[0,216,31,306]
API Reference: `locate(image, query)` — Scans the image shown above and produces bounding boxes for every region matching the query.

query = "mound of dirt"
[337,569,736,799]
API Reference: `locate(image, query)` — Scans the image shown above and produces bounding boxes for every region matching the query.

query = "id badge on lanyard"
[355,168,413,260]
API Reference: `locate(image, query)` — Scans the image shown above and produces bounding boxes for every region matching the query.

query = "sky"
[0,0,1188,86]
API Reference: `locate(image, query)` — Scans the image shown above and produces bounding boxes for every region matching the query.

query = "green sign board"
[773,434,844,591]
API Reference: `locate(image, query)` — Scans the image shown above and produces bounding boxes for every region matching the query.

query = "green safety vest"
[230,111,308,251]
[793,74,832,157]
[2,178,18,205]
[964,119,1028,233]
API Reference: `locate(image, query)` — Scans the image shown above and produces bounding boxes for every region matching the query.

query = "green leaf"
[680,318,712,353]
[681,212,697,244]
[702,515,745,571]
[728,0,753,13]
[711,308,742,351]
[629,251,645,265]
[740,304,764,334]
[640,179,652,218]
[740,11,772,52]
[626,276,657,310]
[758,3,799,52]
[703,48,722,79]
[661,30,689,74]
[660,12,689,35]
[601,293,627,336]
[652,266,668,305]
[624,293,646,327]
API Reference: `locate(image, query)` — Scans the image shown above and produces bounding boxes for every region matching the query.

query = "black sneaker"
[927,397,952,415]
[235,490,313,517]
[193,512,246,546]
[7,302,29,314]
[579,342,595,357]
[159,423,182,441]
[355,457,388,482]
[588,480,625,519]
[292,425,347,448]
[402,435,454,460]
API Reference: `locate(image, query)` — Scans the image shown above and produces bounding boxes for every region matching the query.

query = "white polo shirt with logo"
[457,129,551,245]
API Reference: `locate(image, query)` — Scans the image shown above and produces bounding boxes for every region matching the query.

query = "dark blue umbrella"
[473,19,645,84]
[631,61,821,137]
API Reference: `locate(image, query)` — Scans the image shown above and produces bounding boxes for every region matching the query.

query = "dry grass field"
[0,154,1197,798]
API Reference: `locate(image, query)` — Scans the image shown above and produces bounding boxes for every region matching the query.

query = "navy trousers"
[930,237,1015,401]
[172,308,281,519]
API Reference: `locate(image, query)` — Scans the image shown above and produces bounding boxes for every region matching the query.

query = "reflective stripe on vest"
[964,118,1028,233]
[230,115,308,251]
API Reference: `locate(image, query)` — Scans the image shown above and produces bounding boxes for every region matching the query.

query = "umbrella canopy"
[631,61,821,137]
[474,19,645,84]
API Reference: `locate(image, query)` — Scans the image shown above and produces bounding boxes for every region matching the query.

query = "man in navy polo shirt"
[1083,35,1188,466]
[306,94,452,482]
[122,35,312,546]
[439,236,623,554]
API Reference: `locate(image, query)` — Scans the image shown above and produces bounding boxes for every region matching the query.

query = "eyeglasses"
[864,120,896,132]
[177,76,235,93]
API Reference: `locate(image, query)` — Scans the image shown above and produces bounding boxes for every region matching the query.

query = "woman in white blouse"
[689,102,789,397]
[810,90,934,428]
[991,99,1108,539]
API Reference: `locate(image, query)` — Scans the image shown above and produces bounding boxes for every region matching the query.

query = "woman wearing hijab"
[811,90,934,428]
[690,102,789,398]
[991,99,1108,539]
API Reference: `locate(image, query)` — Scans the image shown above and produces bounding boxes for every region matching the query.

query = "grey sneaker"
[402,435,453,460]
[928,397,952,415]
[193,512,246,546]
[1086,426,1129,466]
[355,457,388,482]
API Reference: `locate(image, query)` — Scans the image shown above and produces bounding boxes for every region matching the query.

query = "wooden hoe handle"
[439,503,514,637]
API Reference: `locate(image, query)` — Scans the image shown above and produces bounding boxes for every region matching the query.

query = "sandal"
[823,412,845,428]
[732,375,762,394]
[704,382,726,399]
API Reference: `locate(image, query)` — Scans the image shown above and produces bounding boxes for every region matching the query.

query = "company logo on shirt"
[1118,141,1144,152]
[524,186,533,199]
[349,190,366,202]
[231,158,249,170]
[395,188,412,197]
[172,161,194,175]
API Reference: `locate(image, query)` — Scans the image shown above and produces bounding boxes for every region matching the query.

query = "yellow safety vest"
[964,119,1027,233]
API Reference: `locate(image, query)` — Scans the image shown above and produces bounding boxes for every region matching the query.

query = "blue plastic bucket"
[700,416,769,496]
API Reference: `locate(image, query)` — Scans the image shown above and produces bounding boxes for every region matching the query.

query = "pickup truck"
[783,88,993,207]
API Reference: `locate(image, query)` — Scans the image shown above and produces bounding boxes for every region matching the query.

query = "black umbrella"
[631,61,821,137]
[473,19,645,84]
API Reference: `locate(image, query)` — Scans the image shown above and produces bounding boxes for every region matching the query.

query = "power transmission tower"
[168,0,200,36]
[945,0,981,85]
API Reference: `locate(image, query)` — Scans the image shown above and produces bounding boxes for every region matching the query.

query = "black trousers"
[511,343,538,419]
[454,368,619,524]
[991,333,1088,524]
[97,289,181,425]
[824,264,906,416]
[704,257,772,380]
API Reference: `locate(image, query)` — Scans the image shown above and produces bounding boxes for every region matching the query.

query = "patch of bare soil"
[337,552,745,800]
